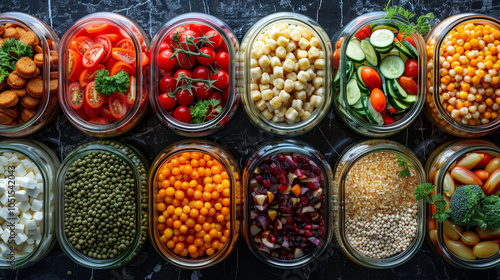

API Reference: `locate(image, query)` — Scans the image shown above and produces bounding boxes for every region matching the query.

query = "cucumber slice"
[401,40,418,59]
[392,79,408,99]
[355,107,367,116]
[375,45,394,54]
[386,79,399,99]
[389,96,411,111]
[394,41,413,59]
[370,29,395,49]
[352,72,368,91]
[380,55,405,79]
[362,95,384,125]
[346,78,362,105]
[401,94,417,105]
[350,38,362,48]
[361,39,379,66]
[371,24,399,33]
[335,61,354,88]
[352,99,364,110]
[346,42,366,63]
[333,69,340,88]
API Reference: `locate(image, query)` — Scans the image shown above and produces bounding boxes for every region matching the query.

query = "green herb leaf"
[414,183,434,204]
[94,69,130,96]
[384,0,434,36]
[0,68,9,84]
[396,154,413,178]
[414,183,451,223]
[189,99,220,124]
[0,38,33,72]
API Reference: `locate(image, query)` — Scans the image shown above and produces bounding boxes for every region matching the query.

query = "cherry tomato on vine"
[189,24,212,35]
[222,87,229,101]
[158,49,177,71]
[197,47,216,66]
[160,75,177,93]
[179,30,199,51]
[175,89,194,106]
[193,81,213,100]
[176,52,196,69]
[174,105,191,123]
[174,70,192,86]
[208,91,224,108]
[215,51,229,72]
[205,30,222,49]
[210,70,229,89]
[159,41,171,53]
[192,66,210,80]
[159,93,176,110]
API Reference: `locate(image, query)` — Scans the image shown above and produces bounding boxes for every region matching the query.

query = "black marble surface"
[0,0,500,279]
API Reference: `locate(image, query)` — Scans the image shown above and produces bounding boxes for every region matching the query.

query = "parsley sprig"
[94,69,130,96]
[396,154,413,178]
[189,99,221,124]
[0,38,33,83]
[384,0,434,37]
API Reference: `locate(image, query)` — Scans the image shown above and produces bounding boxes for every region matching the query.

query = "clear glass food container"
[238,12,332,136]
[148,140,241,269]
[59,12,149,137]
[333,140,426,268]
[425,139,500,269]
[0,139,59,269]
[56,140,148,269]
[0,12,60,137]
[331,12,426,137]
[242,140,333,268]
[424,14,500,137]
[150,13,239,137]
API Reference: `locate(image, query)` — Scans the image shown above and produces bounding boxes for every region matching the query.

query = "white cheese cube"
[17,201,30,213]
[33,212,43,223]
[0,166,4,174]
[0,242,8,255]
[2,152,12,159]
[14,232,27,245]
[15,190,28,202]
[22,244,34,254]
[31,199,42,212]
[0,156,8,165]
[29,228,41,241]
[14,224,24,233]
[0,184,6,196]
[1,229,10,243]
[8,154,18,165]
[25,220,37,232]
[26,184,41,197]
[27,179,37,190]
[26,238,34,245]
[21,159,33,172]
[25,171,35,180]
[15,164,27,177]
[19,177,30,188]
[0,196,7,208]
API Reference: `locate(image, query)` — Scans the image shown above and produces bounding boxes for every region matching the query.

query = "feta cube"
[33,212,43,223]
[14,164,27,177]
[25,220,37,232]
[25,184,41,197]
[0,194,7,206]
[21,159,33,172]
[0,156,8,165]
[0,165,4,174]
[8,154,18,165]
[15,190,28,202]
[14,232,27,245]
[14,224,24,233]
[22,244,34,254]
[25,171,35,180]
[1,229,10,243]
[17,201,30,213]
[0,242,8,255]
[26,238,34,245]
[31,199,42,212]
[29,228,41,241]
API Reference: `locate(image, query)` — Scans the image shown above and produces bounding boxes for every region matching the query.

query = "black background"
[1,0,500,279]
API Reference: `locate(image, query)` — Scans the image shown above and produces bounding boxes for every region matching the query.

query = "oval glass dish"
[58,12,149,137]
[331,12,426,137]
[150,13,239,137]
[0,139,59,269]
[148,140,241,269]
[0,12,60,137]
[425,139,500,269]
[242,140,333,268]
[56,140,148,269]
[238,12,332,136]
[424,13,500,137]
[333,140,425,268]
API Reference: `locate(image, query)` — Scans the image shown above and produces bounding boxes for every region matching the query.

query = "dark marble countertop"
[1,0,500,279]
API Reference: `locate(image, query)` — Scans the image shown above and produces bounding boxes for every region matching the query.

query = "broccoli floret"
[449,185,487,229]
[481,195,500,229]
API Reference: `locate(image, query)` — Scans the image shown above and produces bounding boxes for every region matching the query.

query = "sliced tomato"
[126,76,136,105]
[85,81,104,108]
[109,92,128,119]
[141,52,149,66]
[82,44,105,68]
[355,25,371,40]
[110,61,135,76]
[84,101,101,119]
[100,107,115,122]
[85,23,110,34]
[105,33,121,46]
[112,48,136,64]
[79,64,106,87]
[106,57,118,70]
[116,39,134,50]
[88,117,109,125]
[74,36,95,56]
[74,106,88,120]
[68,82,84,109]
[95,35,112,63]
[119,27,143,45]
[68,49,84,82]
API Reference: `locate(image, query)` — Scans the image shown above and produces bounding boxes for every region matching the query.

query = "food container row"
[1,138,499,270]
[1,11,499,138]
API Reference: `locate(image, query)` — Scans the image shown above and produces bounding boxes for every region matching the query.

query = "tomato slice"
[83,44,105,68]
[116,39,134,50]
[79,64,106,87]
[141,52,149,66]
[110,61,135,76]
[68,49,83,82]
[85,23,110,34]
[100,107,115,122]
[109,92,128,119]
[74,106,88,120]
[95,35,112,63]
[84,101,101,119]
[105,33,121,46]
[119,27,143,45]
[68,82,84,109]
[85,81,104,108]
[88,117,109,125]
[74,36,95,56]
[125,76,136,105]
[112,48,136,64]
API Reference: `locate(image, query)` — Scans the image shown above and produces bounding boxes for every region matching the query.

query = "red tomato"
[88,117,109,125]
[174,105,191,123]
[175,89,194,105]
[215,51,230,72]
[85,81,104,108]
[189,24,212,35]
[205,30,222,49]
[360,67,382,89]
[222,87,229,101]
[126,76,136,105]
[177,52,196,69]
[108,92,128,119]
[404,37,417,49]
[167,26,188,42]
[106,57,117,70]
[85,23,110,34]
[95,35,112,63]
[68,49,83,82]
[74,106,88,119]
[160,75,177,93]
[210,70,229,89]
[398,76,418,95]
[196,47,216,66]
[158,49,177,71]
[159,93,176,110]
[354,25,371,40]
[111,48,136,64]
[141,52,149,66]
[208,91,224,108]
[333,49,340,68]
[383,114,395,124]
[105,33,121,46]
[404,59,418,78]
[99,107,115,122]
[159,41,171,53]
[215,43,228,54]
[84,101,101,119]
[119,27,143,45]
[174,70,192,86]
[179,30,199,51]
[110,61,135,76]
[192,66,210,80]
[79,64,106,87]
[116,39,134,50]
[74,36,95,56]
[68,82,84,109]
[475,152,492,169]
[370,88,386,112]
[82,44,105,68]
[193,82,213,100]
